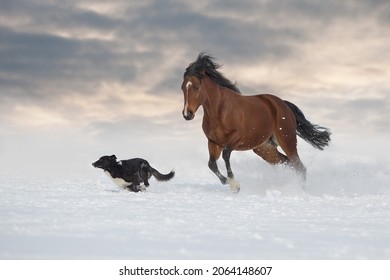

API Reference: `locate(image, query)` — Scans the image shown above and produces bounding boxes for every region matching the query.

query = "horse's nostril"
[183,110,194,120]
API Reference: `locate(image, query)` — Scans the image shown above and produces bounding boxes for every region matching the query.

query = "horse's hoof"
[228,178,240,193]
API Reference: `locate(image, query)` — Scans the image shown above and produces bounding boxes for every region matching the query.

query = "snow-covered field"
[0,131,389,260]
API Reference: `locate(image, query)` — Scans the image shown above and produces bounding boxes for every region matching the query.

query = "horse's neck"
[204,87,240,122]
[202,79,228,119]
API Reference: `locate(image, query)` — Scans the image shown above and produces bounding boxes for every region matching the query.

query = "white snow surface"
[0,133,390,260]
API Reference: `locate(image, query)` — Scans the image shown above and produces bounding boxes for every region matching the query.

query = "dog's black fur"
[92,155,174,192]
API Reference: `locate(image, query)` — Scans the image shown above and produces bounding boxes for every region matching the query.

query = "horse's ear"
[110,154,117,160]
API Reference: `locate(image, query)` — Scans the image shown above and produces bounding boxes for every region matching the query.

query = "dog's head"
[92,155,117,170]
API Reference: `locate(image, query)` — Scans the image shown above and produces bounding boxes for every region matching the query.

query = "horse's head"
[181,75,204,121]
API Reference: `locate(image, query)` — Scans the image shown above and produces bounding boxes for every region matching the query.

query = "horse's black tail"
[151,167,175,181]
[284,100,331,150]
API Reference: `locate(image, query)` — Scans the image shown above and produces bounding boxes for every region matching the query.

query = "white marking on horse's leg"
[183,81,192,115]
[227,178,240,193]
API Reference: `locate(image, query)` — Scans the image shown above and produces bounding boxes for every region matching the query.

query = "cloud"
[0,0,389,139]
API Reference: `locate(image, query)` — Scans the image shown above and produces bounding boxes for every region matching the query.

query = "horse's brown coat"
[181,53,330,192]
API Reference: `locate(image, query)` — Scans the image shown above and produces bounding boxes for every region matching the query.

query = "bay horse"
[181,52,331,192]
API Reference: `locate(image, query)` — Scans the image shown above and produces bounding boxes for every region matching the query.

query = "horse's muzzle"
[182,110,194,121]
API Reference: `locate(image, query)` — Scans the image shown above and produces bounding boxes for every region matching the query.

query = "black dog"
[92,155,174,192]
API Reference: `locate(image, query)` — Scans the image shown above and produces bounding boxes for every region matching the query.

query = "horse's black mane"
[184,52,241,93]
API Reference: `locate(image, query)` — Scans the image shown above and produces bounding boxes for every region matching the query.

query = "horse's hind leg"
[274,131,307,180]
[253,141,306,180]
[253,143,289,165]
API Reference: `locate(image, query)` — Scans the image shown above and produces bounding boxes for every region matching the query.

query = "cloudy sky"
[0,0,389,171]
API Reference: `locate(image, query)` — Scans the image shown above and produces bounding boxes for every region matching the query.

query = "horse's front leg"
[222,147,240,193]
[208,141,228,185]
[208,141,240,193]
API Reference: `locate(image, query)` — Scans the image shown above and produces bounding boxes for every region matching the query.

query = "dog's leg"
[140,165,150,187]
[134,184,147,192]
[125,185,136,192]
[127,183,147,192]
[139,174,149,187]
[139,185,147,192]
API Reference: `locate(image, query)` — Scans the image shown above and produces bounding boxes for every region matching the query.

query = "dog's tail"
[151,167,175,181]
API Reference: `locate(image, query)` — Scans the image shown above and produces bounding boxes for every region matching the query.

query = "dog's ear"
[110,154,117,160]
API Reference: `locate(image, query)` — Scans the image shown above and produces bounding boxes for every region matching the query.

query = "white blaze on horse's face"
[182,80,196,120]
[183,81,192,116]
[184,81,192,108]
